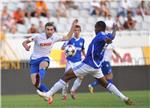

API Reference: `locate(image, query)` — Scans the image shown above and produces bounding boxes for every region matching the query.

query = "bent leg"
[105,72,113,83]
[71,76,83,92]
[98,77,129,101]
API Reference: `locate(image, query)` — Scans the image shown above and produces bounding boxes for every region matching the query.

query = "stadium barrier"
[1,63,150,95]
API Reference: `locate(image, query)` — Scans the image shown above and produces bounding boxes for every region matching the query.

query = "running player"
[88,42,123,93]
[37,21,132,105]
[22,19,78,96]
[61,25,86,100]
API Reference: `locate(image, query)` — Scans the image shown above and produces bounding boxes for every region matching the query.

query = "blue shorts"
[101,61,112,76]
[29,57,50,74]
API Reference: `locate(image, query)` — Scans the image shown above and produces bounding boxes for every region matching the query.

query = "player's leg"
[62,61,71,100]
[37,68,77,104]
[37,62,88,104]
[70,61,84,97]
[30,60,41,89]
[31,73,40,89]
[38,60,49,92]
[70,76,84,99]
[93,68,132,105]
[88,61,113,93]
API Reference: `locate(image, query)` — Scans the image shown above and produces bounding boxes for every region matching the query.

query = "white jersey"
[103,43,115,62]
[30,33,63,59]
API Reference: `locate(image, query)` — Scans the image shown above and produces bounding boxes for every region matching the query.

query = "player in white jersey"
[22,19,78,97]
[88,43,123,93]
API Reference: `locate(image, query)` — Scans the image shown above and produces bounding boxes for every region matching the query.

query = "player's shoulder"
[80,37,85,41]
[32,33,45,37]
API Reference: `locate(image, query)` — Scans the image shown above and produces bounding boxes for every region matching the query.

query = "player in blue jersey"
[61,25,86,100]
[88,43,123,93]
[37,21,132,105]
[22,19,78,97]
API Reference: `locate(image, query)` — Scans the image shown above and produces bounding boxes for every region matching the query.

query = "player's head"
[74,25,81,38]
[95,21,106,35]
[45,22,55,36]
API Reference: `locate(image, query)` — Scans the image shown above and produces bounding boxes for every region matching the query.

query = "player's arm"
[62,19,78,41]
[82,40,86,57]
[105,24,118,44]
[22,35,35,51]
[82,49,86,57]
[61,41,68,50]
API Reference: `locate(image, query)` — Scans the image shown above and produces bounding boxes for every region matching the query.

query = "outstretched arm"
[62,19,78,41]
[111,23,118,39]
[22,38,32,51]
[105,23,118,44]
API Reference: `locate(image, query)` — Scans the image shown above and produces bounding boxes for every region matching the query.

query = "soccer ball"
[65,45,76,57]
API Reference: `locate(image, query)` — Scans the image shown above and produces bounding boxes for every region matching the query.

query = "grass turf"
[1,90,150,108]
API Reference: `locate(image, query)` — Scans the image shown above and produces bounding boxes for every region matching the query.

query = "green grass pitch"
[2,90,150,108]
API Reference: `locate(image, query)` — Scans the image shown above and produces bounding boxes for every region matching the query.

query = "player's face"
[74,27,81,38]
[45,26,55,37]
[95,25,100,35]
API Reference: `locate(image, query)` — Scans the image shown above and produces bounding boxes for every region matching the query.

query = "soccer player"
[37,21,132,105]
[61,25,86,100]
[88,43,123,93]
[22,19,78,96]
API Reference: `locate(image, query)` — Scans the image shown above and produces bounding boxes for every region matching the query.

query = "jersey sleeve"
[62,41,69,48]
[29,33,39,41]
[98,33,107,41]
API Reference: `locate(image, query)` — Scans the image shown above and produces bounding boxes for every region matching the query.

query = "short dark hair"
[95,21,106,31]
[45,22,54,28]
[75,25,81,31]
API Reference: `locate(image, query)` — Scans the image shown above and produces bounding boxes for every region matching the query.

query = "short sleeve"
[62,41,69,48]
[30,33,39,41]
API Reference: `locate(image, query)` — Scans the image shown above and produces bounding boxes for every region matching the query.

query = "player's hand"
[72,19,78,26]
[24,45,31,51]
[112,23,118,31]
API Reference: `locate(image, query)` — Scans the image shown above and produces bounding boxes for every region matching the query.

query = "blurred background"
[0,0,150,107]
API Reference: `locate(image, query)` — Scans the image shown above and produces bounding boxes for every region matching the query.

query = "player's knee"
[39,61,48,69]
[99,77,108,88]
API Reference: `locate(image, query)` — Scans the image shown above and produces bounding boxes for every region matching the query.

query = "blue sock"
[90,80,99,88]
[38,68,49,92]
[107,79,113,84]
[38,83,49,92]
[39,68,46,81]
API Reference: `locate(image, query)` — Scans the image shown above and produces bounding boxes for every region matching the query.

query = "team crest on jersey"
[80,42,83,46]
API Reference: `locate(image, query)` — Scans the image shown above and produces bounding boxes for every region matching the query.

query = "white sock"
[71,77,82,92]
[62,83,69,96]
[46,79,66,97]
[107,83,128,101]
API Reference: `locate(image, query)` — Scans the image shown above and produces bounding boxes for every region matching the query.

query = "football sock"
[39,68,46,81]
[107,79,113,83]
[62,83,69,96]
[46,79,66,97]
[71,77,82,92]
[106,83,128,101]
[38,83,49,92]
[90,80,99,88]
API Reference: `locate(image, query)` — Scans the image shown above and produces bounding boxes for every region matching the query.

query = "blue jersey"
[65,37,85,63]
[83,32,108,69]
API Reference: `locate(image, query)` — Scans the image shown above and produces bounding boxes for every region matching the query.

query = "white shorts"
[65,61,81,73]
[73,62,104,79]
